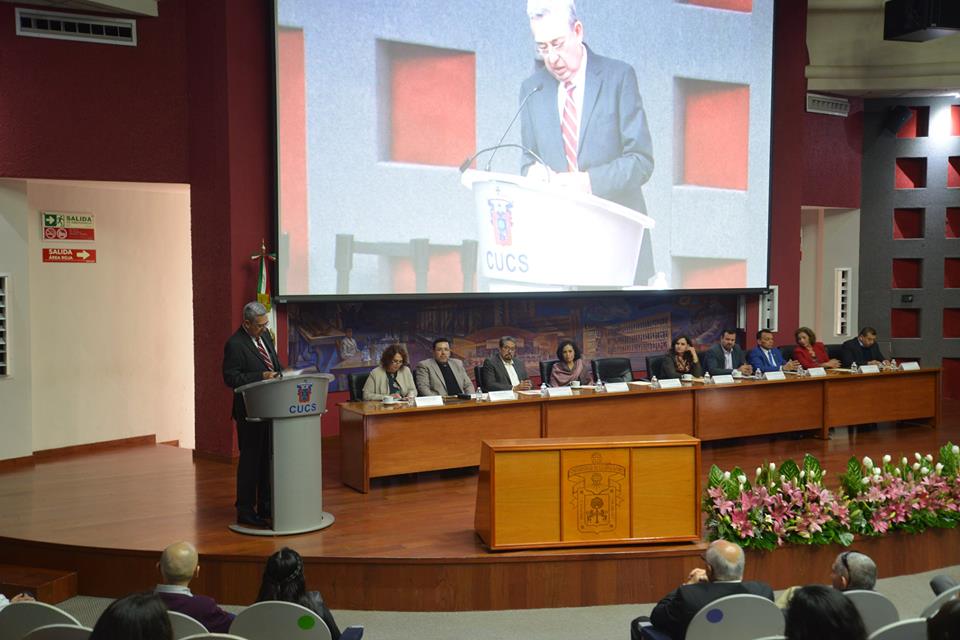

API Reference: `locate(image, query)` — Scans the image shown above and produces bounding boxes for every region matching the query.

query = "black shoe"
[237,510,269,527]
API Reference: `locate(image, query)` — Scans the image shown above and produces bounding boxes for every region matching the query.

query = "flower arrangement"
[704,442,960,550]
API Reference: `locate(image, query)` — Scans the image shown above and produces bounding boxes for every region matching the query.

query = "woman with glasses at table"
[792,326,840,370]
[362,344,417,401]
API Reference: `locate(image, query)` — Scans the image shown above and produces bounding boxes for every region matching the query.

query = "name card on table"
[414,396,444,407]
[712,375,735,385]
[807,367,827,377]
[545,386,573,397]
[604,382,630,393]
[900,361,920,371]
[763,371,786,380]
[656,378,682,389]
[859,364,880,374]
[487,390,517,402]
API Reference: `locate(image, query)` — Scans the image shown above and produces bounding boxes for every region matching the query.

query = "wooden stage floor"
[2,405,960,611]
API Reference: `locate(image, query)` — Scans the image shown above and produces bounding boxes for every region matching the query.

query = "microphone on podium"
[458,84,548,174]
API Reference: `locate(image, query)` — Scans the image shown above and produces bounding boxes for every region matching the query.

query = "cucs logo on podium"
[289,382,318,414]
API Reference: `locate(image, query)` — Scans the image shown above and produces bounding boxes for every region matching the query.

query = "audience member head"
[669,335,694,359]
[858,326,878,347]
[90,592,173,640]
[380,344,408,372]
[830,551,876,591]
[158,541,199,586]
[756,329,774,349]
[556,339,581,363]
[498,336,518,362]
[432,338,451,364]
[928,598,960,640]
[784,585,867,640]
[704,539,745,582]
[720,328,739,351]
[795,327,816,348]
[258,547,308,605]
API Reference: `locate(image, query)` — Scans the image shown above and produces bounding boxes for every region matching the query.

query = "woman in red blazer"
[793,327,840,369]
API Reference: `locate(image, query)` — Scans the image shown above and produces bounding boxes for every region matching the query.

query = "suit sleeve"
[458,364,476,394]
[362,370,384,401]
[650,587,686,640]
[584,65,654,202]
[198,597,235,634]
[840,341,857,368]
[414,363,432,396]
[481,359,504,391]
[222,338,263,389]
[704,349,732,376]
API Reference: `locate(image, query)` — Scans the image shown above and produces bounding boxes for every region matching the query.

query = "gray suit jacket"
[481,355,530,391]
[414,358,475,396]
[520,46,654,214]
[703,343,748,376]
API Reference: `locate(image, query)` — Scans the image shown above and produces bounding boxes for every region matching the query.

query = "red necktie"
[561,80,579,171]
[256,337,275,371]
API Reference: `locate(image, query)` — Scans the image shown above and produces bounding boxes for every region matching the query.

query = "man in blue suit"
[519,0,656,284]
[748,329,800,374]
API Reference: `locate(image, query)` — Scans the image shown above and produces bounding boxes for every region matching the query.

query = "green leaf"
[779,459,800,481]
[838,531,855,546]
[803,453,822,480]
[708,464,724,488]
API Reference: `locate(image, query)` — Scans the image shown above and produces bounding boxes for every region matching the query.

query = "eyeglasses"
[535,37,567,57]
[250,320,269,329]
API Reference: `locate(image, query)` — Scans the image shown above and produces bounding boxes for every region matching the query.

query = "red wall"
[0,3,189,182]
[802,99,864,209]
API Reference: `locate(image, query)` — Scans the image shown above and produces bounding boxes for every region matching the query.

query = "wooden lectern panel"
[476,435,700,550]
[631,446,698,539]
[560,448,632,543]
[492,451,560,546]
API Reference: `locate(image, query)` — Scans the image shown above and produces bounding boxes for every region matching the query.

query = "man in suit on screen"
[519,0,656,284]
[222,301,281,528]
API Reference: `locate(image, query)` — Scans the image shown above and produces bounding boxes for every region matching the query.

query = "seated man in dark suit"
[634,539,774,640]
[481,336,533,392]
[841,327,888,368]
[703,328,754,377]
[747,329,800,373]
[155,541,235,633]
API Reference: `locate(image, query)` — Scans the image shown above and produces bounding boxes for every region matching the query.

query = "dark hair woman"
[785,585,867,640]
[549,339,593,387]
[660,335,703,379]
[361,343,417,401]
[257,547,341,640]
[90,593,173,640]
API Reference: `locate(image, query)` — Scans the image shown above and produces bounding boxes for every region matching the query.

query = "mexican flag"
[257,254,271,311]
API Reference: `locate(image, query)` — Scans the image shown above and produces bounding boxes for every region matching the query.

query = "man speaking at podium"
[519,0,656,284]
[222,301,282,528]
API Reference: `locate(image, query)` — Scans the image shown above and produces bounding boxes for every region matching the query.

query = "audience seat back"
[474,365,483,389]
[21,625,91,640]
[644,355,666,379]
[845,590,899,636]
[867,618,927,640]
[592,357,634,383]
[168,610,209,639]
[685,594,784,640]
[779,345,795,363]
[346,373,369,402]
[0,601,82,640]
[919,583,960,618]
[825,343,843,361]
[230,601,332,640]
[181,634,247,639]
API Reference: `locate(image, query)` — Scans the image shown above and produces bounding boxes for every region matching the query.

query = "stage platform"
[1,405,959,611]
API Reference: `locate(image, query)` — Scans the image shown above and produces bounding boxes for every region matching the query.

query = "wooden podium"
[475,435,701,551]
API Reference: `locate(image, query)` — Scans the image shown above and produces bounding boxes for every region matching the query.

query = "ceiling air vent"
[806,93,850,118]
[15,7,136,46]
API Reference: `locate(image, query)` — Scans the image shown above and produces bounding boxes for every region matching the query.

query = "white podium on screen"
[230,373,335,536]
[461,169,655,289]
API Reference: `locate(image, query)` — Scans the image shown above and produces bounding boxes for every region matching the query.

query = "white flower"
[902,457,909,466]
[780,475,786,483]
[863,456,874,468]
[953,445,959,455]
[861,477,870,485]
[935,463,944,474]
[921,467,929,475]
[770,462,777,471]
[913,462,921,471]
[800,470,806,478]
[723,471,731,480]
[915,452,923,461]
[883,454,892,464]
[874,467,882,476]
[894,468,901,476]
[756,467,762,477]
[822,470,828,478]
[925,454,934,462]
[738,475,747,484]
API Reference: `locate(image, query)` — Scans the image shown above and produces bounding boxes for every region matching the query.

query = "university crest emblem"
[567,452,625,533]
[488,198,513,246]
[296,382,313,404]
